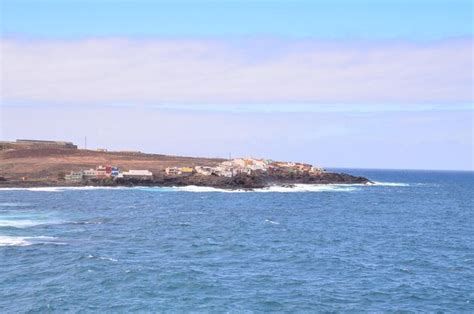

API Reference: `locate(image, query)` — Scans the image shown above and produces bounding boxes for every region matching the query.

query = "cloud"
[1,37,472,104]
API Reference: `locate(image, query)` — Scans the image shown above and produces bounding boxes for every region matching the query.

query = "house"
[195,166,213,176]
[120,169,153,180]
[211,165,233,177]
[180,167,194,174]
[235,168,252,175]
[65,171,83,182]
[216,169,233,177]
[95,165,108,178]
[82,169,97,178]
[165,167,181,175]
[110,167,120,177]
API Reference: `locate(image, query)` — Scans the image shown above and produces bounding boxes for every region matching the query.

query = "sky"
[0,0,473,170]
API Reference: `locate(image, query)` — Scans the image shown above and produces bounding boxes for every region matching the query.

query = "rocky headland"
[0,140,371,190]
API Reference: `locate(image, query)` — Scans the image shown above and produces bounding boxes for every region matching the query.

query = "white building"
[65,171,83,181]
[119,169,153,179]
[195,166,213,176]
[82,169,97,178]
[165,167,181,175]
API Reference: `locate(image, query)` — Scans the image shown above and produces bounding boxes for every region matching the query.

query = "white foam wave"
[0,202,31,207]
[372,181,410,187]
[0,182,407,193]
[265,219,280,225]
[0,214,62,228]
[173,185,245,193]
[255,184,360,193]
[0,219,50,228]
[0,186,128,192]
[0,236,59,247]
[87,254,118,262]
[132,186,179,192]
[144,184,361,193]
[99,256,118,262]
[0,187,66,192]
[27,187,65,192]
[0,236,30,246]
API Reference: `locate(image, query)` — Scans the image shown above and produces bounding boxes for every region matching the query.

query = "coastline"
[0,142,372,190]
[0,172,372,190]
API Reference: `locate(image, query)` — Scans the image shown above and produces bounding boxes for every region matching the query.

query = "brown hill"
[0,145,224,181]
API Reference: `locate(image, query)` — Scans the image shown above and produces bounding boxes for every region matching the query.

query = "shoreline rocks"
[0,172,372,190]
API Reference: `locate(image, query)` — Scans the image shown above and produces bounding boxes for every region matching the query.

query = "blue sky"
[1,0,472,40]
[0,0,473,170]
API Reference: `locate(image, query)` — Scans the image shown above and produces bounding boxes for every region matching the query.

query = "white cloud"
[1,37,472,104]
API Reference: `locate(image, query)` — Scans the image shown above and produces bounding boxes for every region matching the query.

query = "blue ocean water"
[0,169,473,312]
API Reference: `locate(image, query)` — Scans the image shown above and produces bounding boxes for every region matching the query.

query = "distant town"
[63,158,326,182]
[0,139,370,188]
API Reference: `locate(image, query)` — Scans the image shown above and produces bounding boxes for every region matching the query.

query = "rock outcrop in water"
[93,171,371,190]
[0,171,371,190]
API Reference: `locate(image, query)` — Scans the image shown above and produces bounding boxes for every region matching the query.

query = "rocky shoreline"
[0,171,371,190]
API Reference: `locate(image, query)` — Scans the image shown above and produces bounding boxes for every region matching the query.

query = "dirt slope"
[0,146,224,180]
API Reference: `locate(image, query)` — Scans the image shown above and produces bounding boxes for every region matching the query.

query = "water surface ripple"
[0,169,473,312]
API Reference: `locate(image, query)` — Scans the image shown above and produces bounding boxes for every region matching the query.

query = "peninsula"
[0,140,371,189]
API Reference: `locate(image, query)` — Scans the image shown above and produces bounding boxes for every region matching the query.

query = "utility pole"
[84,136,87,150]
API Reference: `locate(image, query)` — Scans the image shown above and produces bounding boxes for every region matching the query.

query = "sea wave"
[0,202,32,207]
[0,219,55,228]
[0,186,128,192]
[255,184,360,193]
[87,254,119,262]
[168,184,362,193]
[0,187,64,192]
[180,182,411,192]
[0,211,62,228]
[371,181,410,187]
[173,186,246,193]
[0,182,409,193]
[0,184,363,193]
[0,236,60,247]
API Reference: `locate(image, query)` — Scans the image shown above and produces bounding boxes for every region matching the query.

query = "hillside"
[0,144,224,181]
[0,140,371,188]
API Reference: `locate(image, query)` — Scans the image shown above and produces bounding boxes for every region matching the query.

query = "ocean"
[0,169,473,312]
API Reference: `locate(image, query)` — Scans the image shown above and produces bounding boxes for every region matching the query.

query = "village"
[0,139,369,188]
[64,158,326,182]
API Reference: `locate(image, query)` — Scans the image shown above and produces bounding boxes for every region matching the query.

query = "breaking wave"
[0,202,32,207]
[255,184,360,193]
[0,182,410,193]
[0,236,61,247]
[0,216,63,228]
[0,184,364,193]
[172,186,245,193]
[173,182,410,192]
[0,219,56,228]
[165,184,362,193]
[371,181,410,187]
[0,187,64,192]
[0,186,128,192]
[87,254,119,262]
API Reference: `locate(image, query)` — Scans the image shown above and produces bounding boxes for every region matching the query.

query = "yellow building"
[180,167,194,173]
